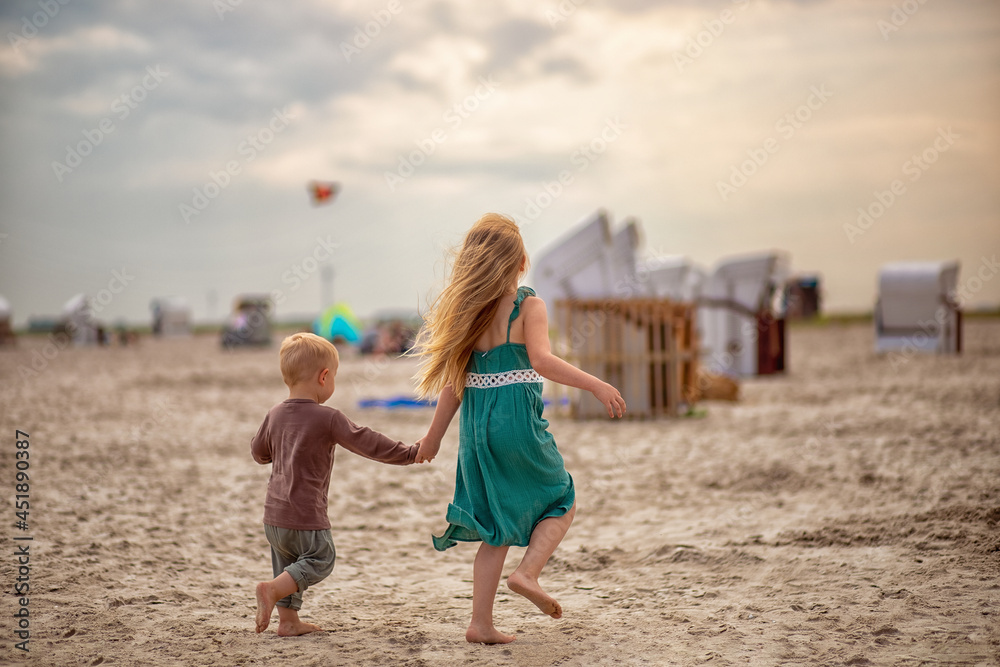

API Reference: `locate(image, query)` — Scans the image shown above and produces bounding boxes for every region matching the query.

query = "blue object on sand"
[358,395,565,410]
[357,396,437,409]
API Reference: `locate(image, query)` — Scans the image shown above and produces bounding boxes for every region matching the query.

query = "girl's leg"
[467,543,515,644]
[507,503,576,619]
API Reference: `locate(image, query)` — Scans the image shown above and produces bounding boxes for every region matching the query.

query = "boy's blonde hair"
[280,333,339,386]
[411,213,527,401]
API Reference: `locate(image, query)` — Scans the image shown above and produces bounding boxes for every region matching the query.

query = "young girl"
[412,213,626,644]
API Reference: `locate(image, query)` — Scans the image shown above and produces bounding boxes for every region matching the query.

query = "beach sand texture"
[1,320,997,666]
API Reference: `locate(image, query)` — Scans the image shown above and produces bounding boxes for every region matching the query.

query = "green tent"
[313,303,362,344]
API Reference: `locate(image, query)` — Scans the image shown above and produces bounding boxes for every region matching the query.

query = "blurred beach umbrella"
[313,302,361,344]
[308,180,340,206]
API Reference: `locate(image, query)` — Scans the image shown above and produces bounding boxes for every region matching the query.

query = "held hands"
[415,435,441,464]
[592,381,627,418]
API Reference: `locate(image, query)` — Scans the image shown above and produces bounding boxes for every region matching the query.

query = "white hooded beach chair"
[534,211,698,418]
[151,297,192,337]
[607,217,643,297]
[874,261,961,354]
[698,251,789,377]
[533,210,647,314]
[646,256,706,303]
[0,295,14,346]
[534,211,635,416]
[533,209,615,313]
[61,293,98,345]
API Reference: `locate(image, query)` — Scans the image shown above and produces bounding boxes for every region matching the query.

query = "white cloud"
[1,23,151,77]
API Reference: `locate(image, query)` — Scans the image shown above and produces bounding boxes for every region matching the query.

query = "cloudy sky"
[1,0,998,327]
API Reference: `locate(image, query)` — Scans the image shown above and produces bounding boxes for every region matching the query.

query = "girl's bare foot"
[255,582,274,633]
[466,622,516,644]
[277,619,323,636]
[507,571,562,619]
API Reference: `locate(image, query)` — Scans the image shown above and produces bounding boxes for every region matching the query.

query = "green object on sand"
[313,303,362,344]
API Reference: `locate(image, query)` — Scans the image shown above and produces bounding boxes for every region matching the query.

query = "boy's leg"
[507,503,576,619]
[255,571,298,633]
[275,605,322,637]
[257,526,336,635]
[467,542,515,644]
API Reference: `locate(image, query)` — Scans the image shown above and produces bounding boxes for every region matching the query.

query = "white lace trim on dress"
[465,369,543,389]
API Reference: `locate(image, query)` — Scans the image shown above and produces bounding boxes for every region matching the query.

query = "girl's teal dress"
[433,286,575,551]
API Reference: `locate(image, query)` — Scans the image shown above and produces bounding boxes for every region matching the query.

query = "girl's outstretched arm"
[416,384,460,462]
[522,296,626,418]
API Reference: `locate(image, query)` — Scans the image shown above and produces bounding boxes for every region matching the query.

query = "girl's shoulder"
[518,286,544,307]
[519,292,547,322]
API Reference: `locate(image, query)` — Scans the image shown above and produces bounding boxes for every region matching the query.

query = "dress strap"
[506,286,536,342]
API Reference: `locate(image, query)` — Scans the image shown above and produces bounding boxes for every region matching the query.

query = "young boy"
[251,332,420,636]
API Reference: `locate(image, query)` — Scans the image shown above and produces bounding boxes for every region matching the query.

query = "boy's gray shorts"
[264,524,336,611]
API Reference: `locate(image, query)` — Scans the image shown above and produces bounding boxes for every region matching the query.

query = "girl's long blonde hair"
[412,213,528,401]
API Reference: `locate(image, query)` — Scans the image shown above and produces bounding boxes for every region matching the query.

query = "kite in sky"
[308,180,340,206]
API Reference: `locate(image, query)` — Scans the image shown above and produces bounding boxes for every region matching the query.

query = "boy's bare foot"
[277,619,323,636]
[466,623,516,644]
[507,571,562,619]
[255,582,275,633]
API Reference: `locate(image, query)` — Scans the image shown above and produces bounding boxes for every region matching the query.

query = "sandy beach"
[1,319,997,667]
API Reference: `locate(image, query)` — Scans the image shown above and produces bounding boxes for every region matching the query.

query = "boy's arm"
[331,410,418,465]
[416,384,460,463]
[250,413,272,464]
[522,296,626,418]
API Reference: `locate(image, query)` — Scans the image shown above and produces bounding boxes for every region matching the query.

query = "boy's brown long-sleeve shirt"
[251,398,417,530]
